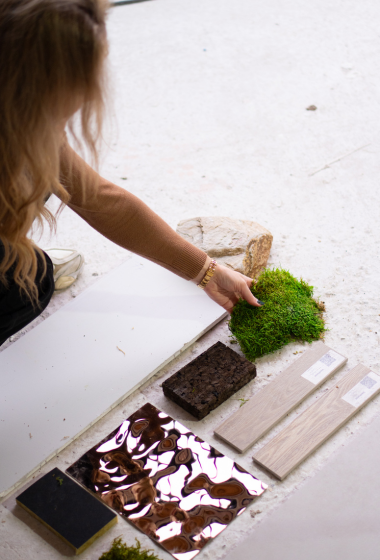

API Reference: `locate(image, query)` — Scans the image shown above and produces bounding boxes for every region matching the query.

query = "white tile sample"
[0,256,227,497]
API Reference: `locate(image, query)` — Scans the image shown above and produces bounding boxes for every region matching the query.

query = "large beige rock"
[177,217,273,278]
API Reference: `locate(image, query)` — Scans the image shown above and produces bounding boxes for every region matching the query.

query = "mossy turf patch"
[229,268,326,361]
[99,538,161,560]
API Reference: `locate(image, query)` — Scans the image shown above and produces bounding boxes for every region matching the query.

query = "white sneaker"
[44,248,85,291]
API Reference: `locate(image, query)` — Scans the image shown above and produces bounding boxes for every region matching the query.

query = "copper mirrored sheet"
[67,403,266,559]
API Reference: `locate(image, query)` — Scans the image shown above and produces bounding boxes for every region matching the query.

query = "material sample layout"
[253,364,380,479]
[162,341,257,419]
[0,256,226,497]
[67,403,267,559]
[16,468,117,554]
[215,342,346,452]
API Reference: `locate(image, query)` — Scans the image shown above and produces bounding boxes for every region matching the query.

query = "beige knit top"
[59,139,208,281]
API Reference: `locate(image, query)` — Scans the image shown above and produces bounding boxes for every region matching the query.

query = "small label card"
[342,371,380,408]
[301,350,346,385]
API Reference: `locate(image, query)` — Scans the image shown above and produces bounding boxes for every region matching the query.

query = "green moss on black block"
[99,538,161,560]
[229,268,326,361]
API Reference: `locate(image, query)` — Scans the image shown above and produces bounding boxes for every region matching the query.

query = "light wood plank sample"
[215,342,347,453]
[253,364,380,480]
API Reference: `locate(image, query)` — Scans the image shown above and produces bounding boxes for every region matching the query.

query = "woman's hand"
[203,263,264,314]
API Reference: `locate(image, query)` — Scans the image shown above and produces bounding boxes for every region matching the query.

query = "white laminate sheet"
[0,256,227,497]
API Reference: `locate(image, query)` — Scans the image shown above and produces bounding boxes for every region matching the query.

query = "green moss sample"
[229,268,326,361]
[99,538,161,560]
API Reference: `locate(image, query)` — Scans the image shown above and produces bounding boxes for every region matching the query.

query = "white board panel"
[0,256,226,497]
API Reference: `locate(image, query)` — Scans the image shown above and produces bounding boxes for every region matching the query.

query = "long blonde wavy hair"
[0,0,108,303]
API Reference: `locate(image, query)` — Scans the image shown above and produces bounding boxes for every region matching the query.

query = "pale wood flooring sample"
[254,364,380,480]
[215,342,347,453]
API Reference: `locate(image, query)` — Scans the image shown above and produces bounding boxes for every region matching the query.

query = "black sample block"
[162,341,257,419]
[16,467,117,554]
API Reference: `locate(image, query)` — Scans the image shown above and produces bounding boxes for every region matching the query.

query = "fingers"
[239,274,261,306]
[240,280,263,307]
[224,301,235,314]
[219,293,239,314]
[203,264,263,313]
[239,272,257,284]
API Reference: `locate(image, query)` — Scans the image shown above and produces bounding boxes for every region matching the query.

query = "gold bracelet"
[197,259,217,289]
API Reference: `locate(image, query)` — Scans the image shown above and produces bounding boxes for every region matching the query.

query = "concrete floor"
[1,0,380,558]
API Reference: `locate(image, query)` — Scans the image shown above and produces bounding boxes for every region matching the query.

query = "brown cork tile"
[162,341,256,419]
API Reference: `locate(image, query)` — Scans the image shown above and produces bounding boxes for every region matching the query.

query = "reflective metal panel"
[67,403,266,559]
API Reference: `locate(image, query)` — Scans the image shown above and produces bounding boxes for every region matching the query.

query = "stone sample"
[176,216,273,278]
[162,341,257,419]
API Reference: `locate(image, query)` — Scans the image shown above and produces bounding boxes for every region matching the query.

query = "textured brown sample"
[162,341,256,419]
[254,364,380,480]
[215,342,347,453]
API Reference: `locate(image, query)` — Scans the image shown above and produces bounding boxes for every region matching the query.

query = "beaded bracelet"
[197,259,217,289]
